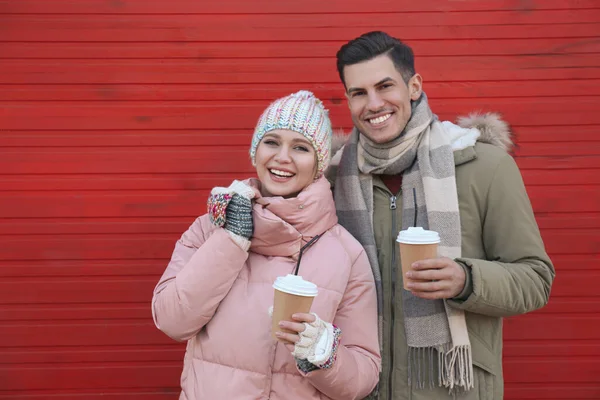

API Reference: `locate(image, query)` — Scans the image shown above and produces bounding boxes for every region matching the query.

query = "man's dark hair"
[336,31,416,87]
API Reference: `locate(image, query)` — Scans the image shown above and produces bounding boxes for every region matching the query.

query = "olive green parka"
[328,113,555,400]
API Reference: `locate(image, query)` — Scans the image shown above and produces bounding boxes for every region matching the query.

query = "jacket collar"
[454,146,478,166]
[248,176,338,259]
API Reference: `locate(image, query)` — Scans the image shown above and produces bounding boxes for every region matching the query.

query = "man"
[328,31,554,400]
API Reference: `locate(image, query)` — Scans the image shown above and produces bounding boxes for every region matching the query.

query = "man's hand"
[405,257,466,300]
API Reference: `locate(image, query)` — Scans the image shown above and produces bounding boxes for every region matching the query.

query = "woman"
[152,91,380,399]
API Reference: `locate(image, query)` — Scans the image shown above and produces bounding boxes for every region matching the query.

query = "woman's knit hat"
[250,90,333,178]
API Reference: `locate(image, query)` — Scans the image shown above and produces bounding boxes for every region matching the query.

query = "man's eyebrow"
[347,77,395,94]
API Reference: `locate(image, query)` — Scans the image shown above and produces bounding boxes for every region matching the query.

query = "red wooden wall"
[1,0,599,399]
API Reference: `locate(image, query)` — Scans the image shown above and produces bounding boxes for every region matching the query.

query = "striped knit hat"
[250,90,333,178]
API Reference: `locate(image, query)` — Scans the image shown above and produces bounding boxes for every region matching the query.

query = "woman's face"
[254,129,317,198]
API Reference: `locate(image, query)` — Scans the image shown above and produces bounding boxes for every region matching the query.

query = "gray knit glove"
[223,194,253,239]
[207,180,255,250]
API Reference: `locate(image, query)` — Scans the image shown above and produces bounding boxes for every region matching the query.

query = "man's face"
[343,54,422,144]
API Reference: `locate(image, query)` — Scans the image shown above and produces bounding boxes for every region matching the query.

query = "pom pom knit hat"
[250,90,333,178]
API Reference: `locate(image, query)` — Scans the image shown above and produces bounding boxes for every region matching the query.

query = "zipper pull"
[390,195,397,210]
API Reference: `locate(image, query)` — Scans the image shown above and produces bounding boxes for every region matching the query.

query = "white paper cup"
[271,274,318,340]
[396,227,441,290]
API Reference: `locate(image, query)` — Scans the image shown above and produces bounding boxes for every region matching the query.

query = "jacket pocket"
[470,331,498,400]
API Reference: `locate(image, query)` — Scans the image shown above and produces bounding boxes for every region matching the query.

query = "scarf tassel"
[409,346,474,393]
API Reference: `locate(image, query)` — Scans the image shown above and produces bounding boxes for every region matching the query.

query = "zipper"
[388,194,397,400]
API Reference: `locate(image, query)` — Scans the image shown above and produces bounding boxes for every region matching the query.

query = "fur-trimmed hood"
[329,112,513,161]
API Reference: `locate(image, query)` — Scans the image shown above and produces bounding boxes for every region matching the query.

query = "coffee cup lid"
[396,227,440,244]
[273,274,318,297]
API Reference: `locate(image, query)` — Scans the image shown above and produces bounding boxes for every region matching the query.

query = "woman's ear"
[312,154,320,180]
[408,73,423,101]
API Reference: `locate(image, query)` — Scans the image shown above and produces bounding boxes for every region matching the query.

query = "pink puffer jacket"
[152,177,381,400]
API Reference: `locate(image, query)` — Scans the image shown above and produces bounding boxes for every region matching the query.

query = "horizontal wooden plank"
[0,265,595,306]
[0,217,194,235]
[537,214,600,230]
[0,170,596,194]
[0,144,597,175]
[0,187,596,222]
[1,0,597,14]
[0,363,181,391]
[0,393,179,400]
[0,252,591,279]
[538,228,600,255]
[528,186,600,213]
[2,37,600,61]
[0,190,214,218]
[0,340,591,364]
[0,185,597,220]
[0,235,181,261]
[1,315,596,350]
[547,254,599,271]
[0,304,153,322]
[504,340,600,357]
[515,142,600,157]
[0,322,170,347]
[530,297,600,314]
[0,147,255,174]
[0,174,250,192]
[504,358,600,383]
[0,259,170,278]
[547,271,600,298]
[0,131,254,147]
[523,170,600,186]
[0,277,161,304]
[1,99,600,131]
[1,125,598,147]
[2,23,595,42]
[505,384,600,400]
[2,10,599,34]
[504,315,600,340]
[1,56,599,86]
[0,172,600,194]
[1,345,183,364]
[2,80,600,103]
[2,296,598,322]
[1,358,597,392]
[0,228,580,264]
[513,125,600,143]
[516,156,600,170]
[2,11,599,41]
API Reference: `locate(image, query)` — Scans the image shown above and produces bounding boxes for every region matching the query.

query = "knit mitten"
[293,313,342,372]
[207,180,255,250]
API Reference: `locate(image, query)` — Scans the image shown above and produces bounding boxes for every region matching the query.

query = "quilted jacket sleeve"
[448,152,555,317]
[301,247,382,400]
[151,215,249,341]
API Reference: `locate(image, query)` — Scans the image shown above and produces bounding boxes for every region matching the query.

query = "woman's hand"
[276,313,341,370]
[276,313,316,350]
[207,180,255,250]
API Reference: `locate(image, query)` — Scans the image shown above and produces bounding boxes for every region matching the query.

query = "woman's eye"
[264,140,278,146]
[295,146,310,152]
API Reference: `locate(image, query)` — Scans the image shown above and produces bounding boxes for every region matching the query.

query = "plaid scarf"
[334,94,473,392]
